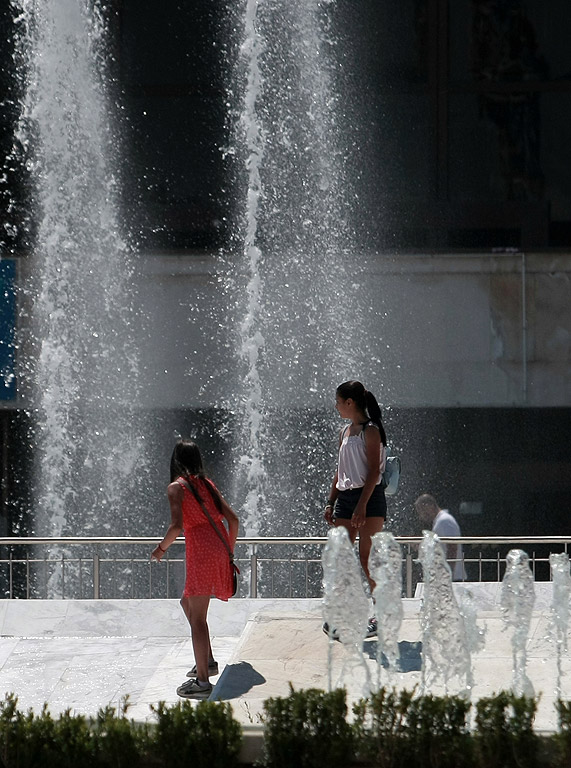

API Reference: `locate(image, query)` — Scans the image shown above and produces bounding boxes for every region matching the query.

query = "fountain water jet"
[10,0,147,542]
[228,0,363,536]
[548,552,571,701]
[322,526,371,694]
[418,531,474,697]
[500,548,536,698]
[369,530,403,685]
[232,0,268,537]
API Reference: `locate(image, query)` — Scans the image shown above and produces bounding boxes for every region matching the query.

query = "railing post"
[250,544,258,598]
[406,547,413,598]
[93,553,100,599]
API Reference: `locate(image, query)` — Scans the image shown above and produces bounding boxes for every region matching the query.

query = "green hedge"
[1,688,571,767]
[0,693,241,768]
[259,687,569,768]
[259,685,354,768]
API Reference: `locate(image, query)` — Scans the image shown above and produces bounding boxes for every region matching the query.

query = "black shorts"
[334,484,387,520]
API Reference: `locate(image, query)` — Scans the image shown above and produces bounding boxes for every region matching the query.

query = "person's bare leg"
[359,516,385,593]
[180,595,191,624]
[181,595,214,663]
[333,517,358,544]
[182,595,211,682]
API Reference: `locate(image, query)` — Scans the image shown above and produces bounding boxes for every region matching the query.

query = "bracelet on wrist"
[325,502,334,509]
[158,543,166,552]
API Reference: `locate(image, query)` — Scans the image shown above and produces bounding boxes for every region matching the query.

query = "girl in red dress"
[151,440,239,699]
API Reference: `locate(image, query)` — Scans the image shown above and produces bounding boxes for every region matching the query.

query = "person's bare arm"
[217,493,239,549]
[151,482,184,561]
[324,428,344,525]
[324,469,339,525]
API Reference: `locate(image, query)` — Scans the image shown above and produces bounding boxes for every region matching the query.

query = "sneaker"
[176,678,213,699]
[365,617,377,638]
[322,622,340,641]
[186,660,219,678]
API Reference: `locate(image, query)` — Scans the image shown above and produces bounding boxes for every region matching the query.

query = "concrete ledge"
[239,726,265,765]
[0,597,323,638]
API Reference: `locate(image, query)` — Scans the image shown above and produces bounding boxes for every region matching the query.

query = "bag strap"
[360,422,388,449]
[342,422,375,443]
[178,478,234,562]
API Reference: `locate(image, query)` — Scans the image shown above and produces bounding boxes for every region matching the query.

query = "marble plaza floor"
[0,583,567,732]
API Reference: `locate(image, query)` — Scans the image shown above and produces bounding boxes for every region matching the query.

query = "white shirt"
[432,509,467,581]
[336,423,387,491]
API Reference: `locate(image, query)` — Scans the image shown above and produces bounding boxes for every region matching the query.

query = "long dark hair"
[170,440,223,513]
[336,380,387,446]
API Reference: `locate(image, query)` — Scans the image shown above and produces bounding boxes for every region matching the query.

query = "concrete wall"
[135,250,571,409]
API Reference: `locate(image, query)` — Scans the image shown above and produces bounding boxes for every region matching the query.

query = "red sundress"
[177,476,233,600]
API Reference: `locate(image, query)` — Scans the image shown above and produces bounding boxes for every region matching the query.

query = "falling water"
[548,552,571,701]
[500,548,536,697]
[233,0,267,536]
[418,531,473,696]
[230,0,362,535]
[322,526,371,693]
[11,0,147,538]
[368,530,403,685]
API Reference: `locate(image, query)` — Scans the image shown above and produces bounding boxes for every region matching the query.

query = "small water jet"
[500,548,536,697]
[368,530,403,685]
[322,526,371,694]
[418,531,473,696]
[548,552,571,701]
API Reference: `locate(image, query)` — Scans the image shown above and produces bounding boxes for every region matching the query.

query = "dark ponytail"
[336,380,387,445]
[364,389,387,446]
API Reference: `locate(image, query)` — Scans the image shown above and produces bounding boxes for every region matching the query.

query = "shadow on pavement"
[364,639,423,672]
[211,661,267,700]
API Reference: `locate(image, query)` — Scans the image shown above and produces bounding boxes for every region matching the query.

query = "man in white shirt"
[415,493,467,581]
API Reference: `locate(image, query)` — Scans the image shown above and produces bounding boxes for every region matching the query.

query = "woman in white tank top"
[323,381,388,606]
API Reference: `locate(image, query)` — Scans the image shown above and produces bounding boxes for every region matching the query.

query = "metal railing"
[0,536,569,600]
